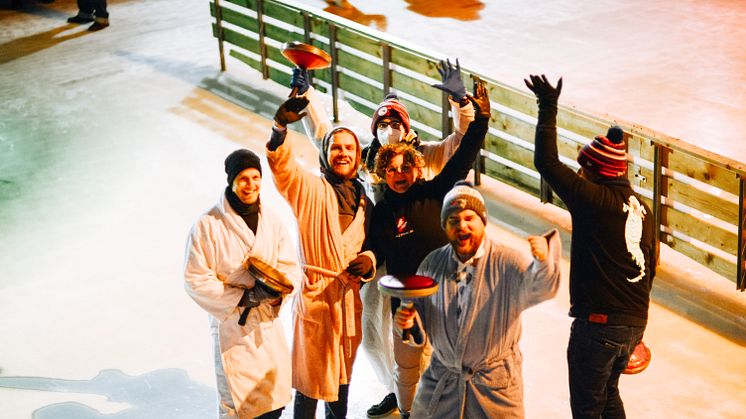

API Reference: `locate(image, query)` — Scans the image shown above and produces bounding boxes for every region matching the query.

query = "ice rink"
[1,1,745,418]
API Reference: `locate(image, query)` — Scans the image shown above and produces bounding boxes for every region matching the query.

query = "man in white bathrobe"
[395,181,562,419]
[184,149,302,419]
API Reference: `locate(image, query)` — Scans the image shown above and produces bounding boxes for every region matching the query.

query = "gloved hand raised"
[345,254,373,277]
[274,96,309,128]
[290,68,310,96]
[467,77,491,120]
[431,58,467,103]
[524,74,563,105]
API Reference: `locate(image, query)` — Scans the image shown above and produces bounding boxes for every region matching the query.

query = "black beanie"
[225,149,262,186]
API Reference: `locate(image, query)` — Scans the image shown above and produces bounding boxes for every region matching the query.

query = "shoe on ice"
[67,13,94,24]
[367,392,399,418]
[88,17,109,31]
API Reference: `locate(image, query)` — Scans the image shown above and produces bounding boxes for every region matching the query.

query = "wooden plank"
[627,131,739,195]
[229,48,262,73]
[225,0,257,9]
[263,1,305,28]
[347,101,376,124]
[337,49,384,84]
[390,70,441,106]
[665,206,738,256]
[483,134,535,173]
[309,16,331,39]
[336,27,382,58]
[635,167,739,225]
[663,233,737,282]
[263,21,305,46]
[483,159,541,198]
[217,25,260,54]
[400,99,441,132]
[390,48,440,80]
[338,72,380,107]
[211,3,258,31]
[667,150,740,195]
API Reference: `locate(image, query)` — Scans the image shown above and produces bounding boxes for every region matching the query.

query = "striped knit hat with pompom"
[577,126,628,177]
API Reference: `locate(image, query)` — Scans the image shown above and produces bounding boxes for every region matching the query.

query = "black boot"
[67,13,94,24]
[367,392,398,418]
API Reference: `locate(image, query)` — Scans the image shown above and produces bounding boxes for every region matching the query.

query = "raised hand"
[466,76,491,120]
[431,58,467,102]
[524,74,563,104]
[274,96,309,128]
[290,68,310,96]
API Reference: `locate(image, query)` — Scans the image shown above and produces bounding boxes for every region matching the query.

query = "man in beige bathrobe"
[266,96,377,419]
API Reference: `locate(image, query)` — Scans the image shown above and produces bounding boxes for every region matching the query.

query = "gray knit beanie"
[441,181,487,227]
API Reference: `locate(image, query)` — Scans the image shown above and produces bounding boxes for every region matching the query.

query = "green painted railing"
[210,0,746,290]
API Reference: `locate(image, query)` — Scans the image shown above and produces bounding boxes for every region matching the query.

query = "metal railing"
[210,0,746,290]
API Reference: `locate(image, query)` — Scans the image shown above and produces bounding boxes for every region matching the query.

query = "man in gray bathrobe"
[395,181,562,418]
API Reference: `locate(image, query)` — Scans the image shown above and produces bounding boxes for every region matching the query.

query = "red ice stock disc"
[624,341,651,374]
[281,41,331,70]
[378,274,438,299]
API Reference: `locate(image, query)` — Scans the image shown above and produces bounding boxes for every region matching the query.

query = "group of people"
[183,58,656,419]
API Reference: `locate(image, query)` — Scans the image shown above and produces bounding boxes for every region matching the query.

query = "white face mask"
[377,127,403,145]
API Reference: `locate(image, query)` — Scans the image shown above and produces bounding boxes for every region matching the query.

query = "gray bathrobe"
[409,230,562,418]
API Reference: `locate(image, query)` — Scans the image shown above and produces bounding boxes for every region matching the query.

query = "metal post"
[257,0,269,79]
[329,23,339,122]
[214,0,226,71]
[738,176,746,290]
[539,179,553,203]
[382,43,391,97]
[652,143,669,264]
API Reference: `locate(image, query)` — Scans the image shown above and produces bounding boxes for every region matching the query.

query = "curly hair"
[375,142,425,179]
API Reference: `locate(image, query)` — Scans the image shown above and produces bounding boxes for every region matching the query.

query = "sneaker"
[67,13,94,24]
[367,392,398,418]
[88,17,109,31]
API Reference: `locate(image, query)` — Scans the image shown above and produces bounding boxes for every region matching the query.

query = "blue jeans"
[567,318,645,419]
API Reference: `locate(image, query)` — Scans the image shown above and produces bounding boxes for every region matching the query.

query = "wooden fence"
[210,0,746,290]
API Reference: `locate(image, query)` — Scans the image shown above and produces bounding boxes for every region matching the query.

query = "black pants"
[256,407,284,419]
[77,0,108,18]
[293,385,349,419]
[567,318,645,419]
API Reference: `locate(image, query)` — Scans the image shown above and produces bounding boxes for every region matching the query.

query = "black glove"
[239,281,281,307]
[524,74,563,105]
[467,77,491,120]
[345,254,373,277]
[274,96,309,128]
[290,68,311,95]
[431,58,467,102]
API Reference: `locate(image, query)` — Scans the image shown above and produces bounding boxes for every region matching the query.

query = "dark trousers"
[256,407,284,419]
[567,318,645,419]
[77,0,108,17]
[293,385,349,419]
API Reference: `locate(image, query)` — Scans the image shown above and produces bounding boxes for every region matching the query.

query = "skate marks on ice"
[0,368,215,419]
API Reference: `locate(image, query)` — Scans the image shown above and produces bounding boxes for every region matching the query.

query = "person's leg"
[67,0,94,23]
[567,319,621,419]
[293,391,318,419]
[255,407,284,419]
[324,384,349,419]
[361,284,398,417]
[601,327,645,419]
[91,0,108,18]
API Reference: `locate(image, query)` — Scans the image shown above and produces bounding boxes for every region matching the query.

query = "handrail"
[209,0,745,289]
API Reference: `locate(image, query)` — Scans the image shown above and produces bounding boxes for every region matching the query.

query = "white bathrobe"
[184,193,302,418]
